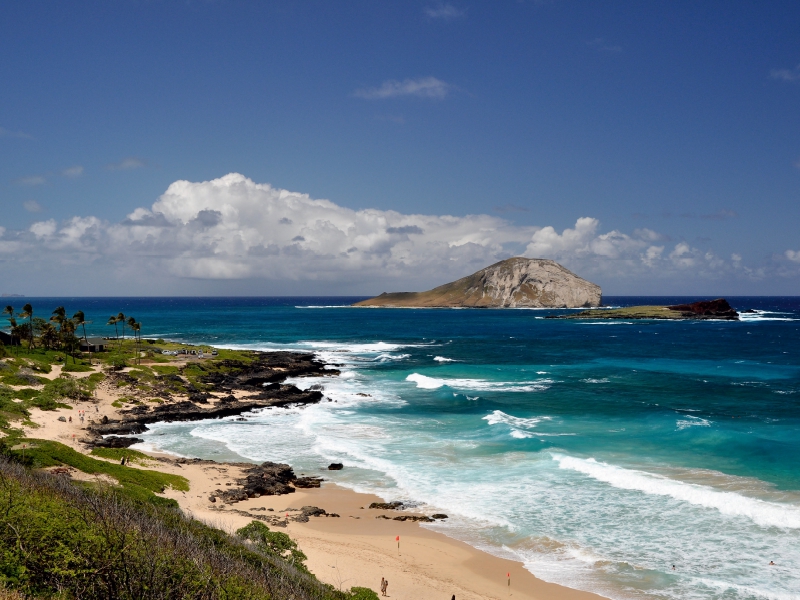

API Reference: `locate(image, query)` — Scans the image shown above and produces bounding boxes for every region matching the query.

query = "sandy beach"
[20,362,607,600]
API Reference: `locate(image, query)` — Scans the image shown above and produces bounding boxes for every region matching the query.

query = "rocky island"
[552,298,740,320]
[353,257,602,308]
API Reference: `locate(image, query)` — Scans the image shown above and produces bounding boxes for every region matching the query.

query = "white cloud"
[15,175,46,186]
[62,165,84,178]
[0,127,33,139]
[587,37,622,53]
[106,157,145,170]
[771,64,800,82]
[23,200,43,213]
[353,77,451,100]
[0,173,786,294]
[30,219,57,238]
[424,4,465,20]
[786,250,800,263]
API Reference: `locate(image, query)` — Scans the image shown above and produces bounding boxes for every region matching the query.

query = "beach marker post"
[396,535,400,555]
[507,572,510,595]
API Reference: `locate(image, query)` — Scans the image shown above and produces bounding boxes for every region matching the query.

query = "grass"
[562,305,685,320]
[0,456,375,599]
[11,439,188,507]
[90,447,157,466]
[62,362,94,372]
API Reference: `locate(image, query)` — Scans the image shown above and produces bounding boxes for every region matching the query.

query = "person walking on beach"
[380,578,385,595]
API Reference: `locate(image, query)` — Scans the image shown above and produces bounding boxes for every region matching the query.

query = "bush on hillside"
[0,458,372,599]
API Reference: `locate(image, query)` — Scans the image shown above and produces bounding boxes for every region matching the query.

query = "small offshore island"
[552,298,741,320]
[354,257,602,308]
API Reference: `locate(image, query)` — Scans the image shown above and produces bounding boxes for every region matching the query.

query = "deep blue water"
[8,296,800,600]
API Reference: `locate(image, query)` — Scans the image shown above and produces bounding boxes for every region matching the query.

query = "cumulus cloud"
[771,64,800,82]
[23,200,43,213]
[106,157,145,170]
[786,250,800,263]
[15,175,46,186]
[424,4,465,20]
[353,77,451,100]
[0,173,786,294]
[62,165,84,178]
[0,126,33,139]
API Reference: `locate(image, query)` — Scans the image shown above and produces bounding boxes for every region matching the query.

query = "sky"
[1,0,799,296]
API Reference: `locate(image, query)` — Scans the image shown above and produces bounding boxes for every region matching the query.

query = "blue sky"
[1,1,799,296]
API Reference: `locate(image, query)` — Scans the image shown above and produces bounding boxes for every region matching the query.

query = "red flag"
[396,536,400,541]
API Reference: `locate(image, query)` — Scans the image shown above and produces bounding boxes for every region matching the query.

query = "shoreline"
[17,352,610,600]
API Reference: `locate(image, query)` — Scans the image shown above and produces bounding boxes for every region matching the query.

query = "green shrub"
[349,588,380,600]
[237,521,309,573]
[90,447,154,465]
[11,440,188,503]
[107,355,128,370]
[2,373,45,386]
[0,459,351,599]
[62,362,93,372]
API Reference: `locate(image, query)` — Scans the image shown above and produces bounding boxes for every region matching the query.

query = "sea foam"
[552,454,800,529]
[406,373,552,392]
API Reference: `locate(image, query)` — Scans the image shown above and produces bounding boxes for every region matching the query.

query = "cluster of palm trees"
[2,305,144,364]
[107,312,143,364]
[2,304,89,356]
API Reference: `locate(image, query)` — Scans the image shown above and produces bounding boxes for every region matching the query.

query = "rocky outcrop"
[554,298,740,321]
[353,257,601,308]
[93,435,144,448]
[207,461,324,504]
[84,351,331,447]
[666,299,738,319]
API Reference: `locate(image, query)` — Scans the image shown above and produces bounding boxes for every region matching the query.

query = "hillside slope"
[353,257,601,308]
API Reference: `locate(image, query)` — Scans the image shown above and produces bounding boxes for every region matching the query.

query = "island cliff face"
[353,257,602,308]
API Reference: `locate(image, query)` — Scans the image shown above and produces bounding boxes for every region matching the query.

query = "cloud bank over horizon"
[1,174,797,296]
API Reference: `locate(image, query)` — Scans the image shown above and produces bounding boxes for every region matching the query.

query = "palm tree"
[19,304,33,350]
[6,317,21,355]
[128,318,142,365]
[51,306,66,349]
[117,312,127,348]
[2,306,14,352]
[61,318,78,362]
[107,315,119,343]
[73,310,89,347]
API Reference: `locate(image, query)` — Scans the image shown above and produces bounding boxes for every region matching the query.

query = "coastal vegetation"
[0,451,378,599]
[553,298,740,320]
[0,324,379,598]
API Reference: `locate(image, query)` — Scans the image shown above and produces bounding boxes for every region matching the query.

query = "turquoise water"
[19,297,800,600]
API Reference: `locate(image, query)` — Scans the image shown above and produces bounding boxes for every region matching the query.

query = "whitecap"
[406,373,552,392]
[676,415,711,430]
[552,454,800,529]
[434,356,458,362]
[509,429,534,439]
[483,410,552,429]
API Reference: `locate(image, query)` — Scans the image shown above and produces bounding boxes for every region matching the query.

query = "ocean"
[17,296,800,600]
